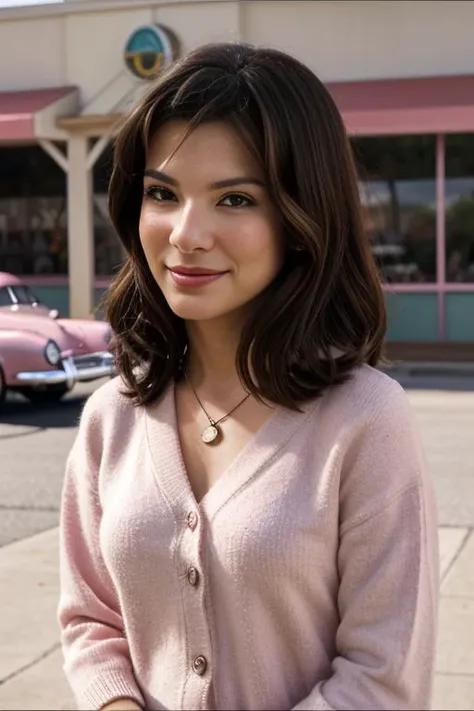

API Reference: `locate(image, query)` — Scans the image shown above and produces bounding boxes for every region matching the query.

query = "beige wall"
[242,0,474,82]
[70,1,241,112]
[64,7,154,105]
[1,0,473,101]
[0,1,241,112]
[0,16,66,91]
[155,2,240,54]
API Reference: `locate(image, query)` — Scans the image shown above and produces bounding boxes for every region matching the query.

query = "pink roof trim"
[0,87,74,141]
[327,74,474,135]
[2,75,474,142]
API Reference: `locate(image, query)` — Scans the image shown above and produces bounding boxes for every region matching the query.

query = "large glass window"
[445,134,474,283]
[0,143,125,278]
[352,136,437,283]
[0,146,67,275]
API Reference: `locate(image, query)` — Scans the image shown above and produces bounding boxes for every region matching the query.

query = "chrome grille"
[73,354,107,371]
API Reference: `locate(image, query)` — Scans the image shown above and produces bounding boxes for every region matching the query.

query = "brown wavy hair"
[105,42,386,410]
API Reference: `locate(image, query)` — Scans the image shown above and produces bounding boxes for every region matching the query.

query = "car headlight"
[44,340,61,366]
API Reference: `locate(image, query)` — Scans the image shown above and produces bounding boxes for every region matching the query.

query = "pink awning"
[327,74,474,136]
[0,87,75,141]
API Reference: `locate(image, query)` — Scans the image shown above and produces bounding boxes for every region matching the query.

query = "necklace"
[185,371,251,445]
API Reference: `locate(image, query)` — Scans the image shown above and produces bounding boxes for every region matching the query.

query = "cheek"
[139,209,169,255]
[235,217,284,272]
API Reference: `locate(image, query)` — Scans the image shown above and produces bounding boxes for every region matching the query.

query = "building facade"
[1,0,474,357]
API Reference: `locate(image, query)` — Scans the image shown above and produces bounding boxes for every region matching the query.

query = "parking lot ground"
[0,375,473,710]
[0,525,472,710]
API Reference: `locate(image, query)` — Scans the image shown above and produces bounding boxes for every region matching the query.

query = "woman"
[58,42,439,711]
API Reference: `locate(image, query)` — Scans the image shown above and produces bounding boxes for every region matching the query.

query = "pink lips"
[167,266,227,287]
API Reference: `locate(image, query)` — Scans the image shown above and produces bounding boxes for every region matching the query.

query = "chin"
[165,294,249,323]
[166,300,229,322]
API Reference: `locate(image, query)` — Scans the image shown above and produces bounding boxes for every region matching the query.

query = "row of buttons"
[187,511,208,677]
[187,511,199,586]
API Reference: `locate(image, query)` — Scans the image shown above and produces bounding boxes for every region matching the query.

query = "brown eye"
[219,193,254,208]
[144,186,177,202]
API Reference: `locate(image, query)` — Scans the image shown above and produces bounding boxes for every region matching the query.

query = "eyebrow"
[144,168,265,190]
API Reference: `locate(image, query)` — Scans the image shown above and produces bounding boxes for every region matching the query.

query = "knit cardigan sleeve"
[292,382,439,711]
[57,394,145,711]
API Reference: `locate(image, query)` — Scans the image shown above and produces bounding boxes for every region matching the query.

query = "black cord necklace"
[185,370,251,445]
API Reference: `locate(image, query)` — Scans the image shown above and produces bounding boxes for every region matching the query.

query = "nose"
[169,202,214,253]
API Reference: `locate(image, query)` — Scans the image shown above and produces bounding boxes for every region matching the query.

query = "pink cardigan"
[58,365,439,710]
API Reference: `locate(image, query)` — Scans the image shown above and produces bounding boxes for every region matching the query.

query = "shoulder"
[82,374,136,416]
[349,363,410,415]
[320,363,414,432]
[316,365,428,526]
[76,376,142,458]
[80,375,137,423]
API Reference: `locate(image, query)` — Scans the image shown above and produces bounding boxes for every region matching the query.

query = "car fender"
[0,311,73,352]
[57,318,112,353]
[0,330,57,386]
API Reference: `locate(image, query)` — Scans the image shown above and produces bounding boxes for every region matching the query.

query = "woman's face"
[139,120,284,324]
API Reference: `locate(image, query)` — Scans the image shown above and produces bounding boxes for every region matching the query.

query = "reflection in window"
[0,146,67,275]
[445,134,474,283]
[0,196,68,275]
[352,136,436,283]
[0,145,125,278]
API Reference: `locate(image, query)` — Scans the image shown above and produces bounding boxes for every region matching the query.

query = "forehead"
[145,120,261,175]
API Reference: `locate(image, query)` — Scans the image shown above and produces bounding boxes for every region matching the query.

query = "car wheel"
[21,383,70,404]
[0,367,6,410]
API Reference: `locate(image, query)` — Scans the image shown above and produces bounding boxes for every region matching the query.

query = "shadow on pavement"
[0,393,88,429]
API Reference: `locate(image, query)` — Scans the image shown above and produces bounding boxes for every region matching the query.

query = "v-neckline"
[145,380,318,522]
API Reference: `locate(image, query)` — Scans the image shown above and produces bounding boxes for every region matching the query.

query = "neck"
[184,316,246,399]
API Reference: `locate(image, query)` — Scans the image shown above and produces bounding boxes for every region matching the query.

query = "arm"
[292,382,439,711]
[58,397,145,711]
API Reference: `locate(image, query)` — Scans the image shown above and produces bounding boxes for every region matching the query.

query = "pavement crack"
[441,527,473,584]
[0,642,61,687]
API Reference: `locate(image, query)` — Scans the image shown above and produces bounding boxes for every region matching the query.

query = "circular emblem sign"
[124,25,178,80]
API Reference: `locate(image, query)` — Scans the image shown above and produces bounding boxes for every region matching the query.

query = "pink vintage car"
[0,272,115,407]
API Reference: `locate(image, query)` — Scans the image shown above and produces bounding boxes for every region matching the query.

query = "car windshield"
[0,284,42,306]
[0,287,12,306]
[10,285,41,306]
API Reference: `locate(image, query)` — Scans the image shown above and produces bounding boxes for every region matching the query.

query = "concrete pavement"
[0,525,472,710]
[0,384,90,548]
[1,375,474,710]
[436,527,474,709]
[0,528,73,710]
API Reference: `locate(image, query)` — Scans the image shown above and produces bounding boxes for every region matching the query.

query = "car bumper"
[15,352,116,387]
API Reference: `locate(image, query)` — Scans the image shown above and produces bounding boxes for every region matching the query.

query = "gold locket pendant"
[201,423,221,444]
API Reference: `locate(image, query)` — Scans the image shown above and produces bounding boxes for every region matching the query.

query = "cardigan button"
[187,511,198,530]
[193,655,207,676]
[187,567,199,586]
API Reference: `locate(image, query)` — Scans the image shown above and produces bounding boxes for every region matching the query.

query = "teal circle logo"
[124,25,178,80]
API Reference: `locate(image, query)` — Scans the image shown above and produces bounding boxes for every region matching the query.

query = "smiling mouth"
[167,267,228,287]
[168,266,226,276]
